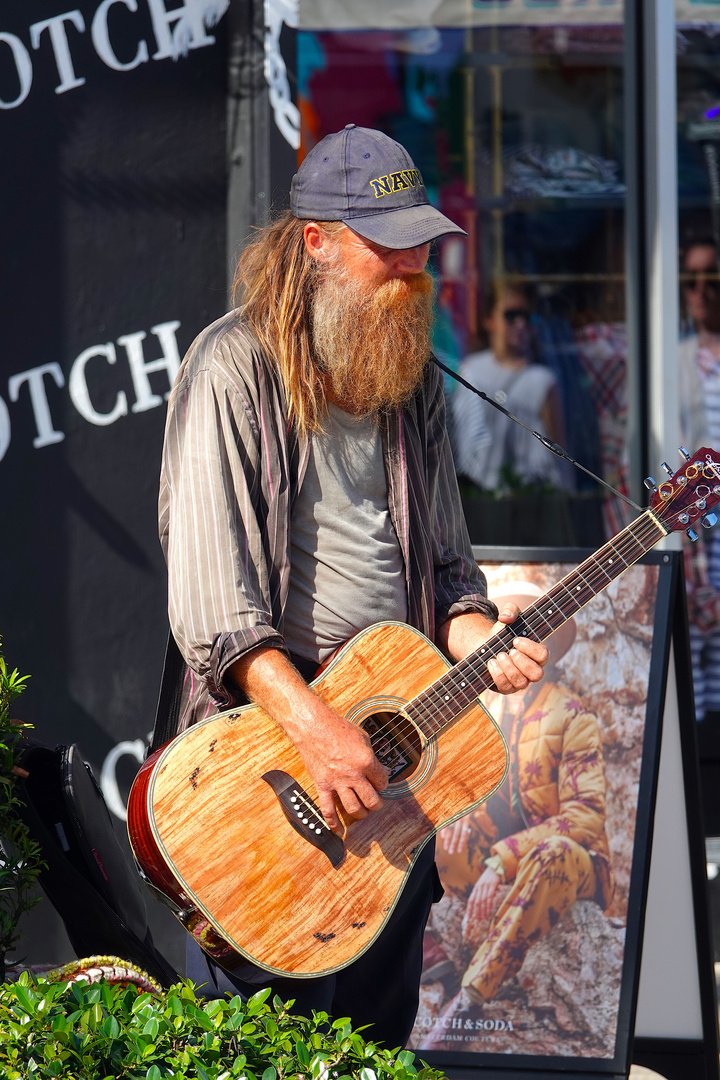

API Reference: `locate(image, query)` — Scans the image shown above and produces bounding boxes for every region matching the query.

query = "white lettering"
[100,738,145,821]
[92,0,149,72]
[69,342,128,426]
[8,363,65,448]
[30,10,86,95]
[119,320,181,413]
[0,396,10,461]
[0,33,32,110]
[264,0,300,149]
[146,0,217,61]
[2,3,227,112]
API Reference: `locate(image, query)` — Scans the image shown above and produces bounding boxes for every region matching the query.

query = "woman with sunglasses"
[451,282,572,496]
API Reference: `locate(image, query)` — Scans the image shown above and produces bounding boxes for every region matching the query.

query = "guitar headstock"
[649,447,720,538]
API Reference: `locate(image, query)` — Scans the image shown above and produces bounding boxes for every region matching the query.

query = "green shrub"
[0,977,445,1080]
[0,647,45,979]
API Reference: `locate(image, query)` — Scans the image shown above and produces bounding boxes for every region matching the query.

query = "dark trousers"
[186,841,442,1049]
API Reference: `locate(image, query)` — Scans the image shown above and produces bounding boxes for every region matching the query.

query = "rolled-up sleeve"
[159,319,292,712]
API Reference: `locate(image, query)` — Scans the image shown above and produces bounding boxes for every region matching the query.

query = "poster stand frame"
[631,555,720,1079]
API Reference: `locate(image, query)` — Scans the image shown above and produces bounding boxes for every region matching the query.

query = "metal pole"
[644,0,681,544]
[226,0,271,300]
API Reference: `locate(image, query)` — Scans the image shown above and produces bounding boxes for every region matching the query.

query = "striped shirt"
[158,310,496,733]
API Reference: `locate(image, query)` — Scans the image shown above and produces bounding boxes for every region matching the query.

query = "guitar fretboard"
[403,509,667,739]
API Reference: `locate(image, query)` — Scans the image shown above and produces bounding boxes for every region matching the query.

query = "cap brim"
[343,203,467,249]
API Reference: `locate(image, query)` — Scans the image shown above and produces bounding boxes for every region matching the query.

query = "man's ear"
[303,222,334,262]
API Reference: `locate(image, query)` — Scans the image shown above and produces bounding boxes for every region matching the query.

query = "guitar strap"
[149,630,186,755]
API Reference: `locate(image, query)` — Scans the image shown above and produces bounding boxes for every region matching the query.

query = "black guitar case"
[12,741,178,988]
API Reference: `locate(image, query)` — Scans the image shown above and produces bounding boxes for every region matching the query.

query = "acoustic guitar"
[127,447,720,979]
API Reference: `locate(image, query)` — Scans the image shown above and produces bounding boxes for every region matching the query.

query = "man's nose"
[393,244,430,275]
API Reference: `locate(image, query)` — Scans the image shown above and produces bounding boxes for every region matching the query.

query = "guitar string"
[361,494,691,759]
[410,511,669,734]
[365,510,670,750]
[403,511,667,735]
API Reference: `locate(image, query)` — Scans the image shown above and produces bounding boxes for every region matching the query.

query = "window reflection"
[295,11,628,546]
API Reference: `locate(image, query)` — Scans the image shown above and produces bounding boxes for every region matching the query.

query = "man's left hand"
[485,602,548,694]
[437,605,548,694]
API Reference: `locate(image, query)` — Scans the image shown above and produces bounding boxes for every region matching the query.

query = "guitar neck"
[405,508,668,738]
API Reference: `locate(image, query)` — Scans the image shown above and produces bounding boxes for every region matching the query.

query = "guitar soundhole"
[361,712,423,783]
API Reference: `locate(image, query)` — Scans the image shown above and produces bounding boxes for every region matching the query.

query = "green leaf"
[142,1017,160,1040]
[12,984,38,1014]
[102,1015,120,1039]
[295,1040,310,1067]
[204,998,225,1018]
[246,988,272,1015]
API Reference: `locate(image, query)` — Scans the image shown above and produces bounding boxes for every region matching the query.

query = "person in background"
[679,239,720,722]
[451,283,572,495]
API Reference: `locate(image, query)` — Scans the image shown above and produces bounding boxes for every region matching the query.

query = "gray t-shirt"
[283,403,407,664]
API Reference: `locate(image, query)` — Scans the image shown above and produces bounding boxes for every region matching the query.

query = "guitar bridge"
[262,770,345,868]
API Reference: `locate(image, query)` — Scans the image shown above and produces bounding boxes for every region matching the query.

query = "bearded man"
[158,125,547,1047]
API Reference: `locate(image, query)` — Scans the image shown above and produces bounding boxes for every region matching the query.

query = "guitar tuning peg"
[661,462,673,475]
[679,447,691,461]
[702,513,719,529]
[643,476,657,491]
[687,528,699,542]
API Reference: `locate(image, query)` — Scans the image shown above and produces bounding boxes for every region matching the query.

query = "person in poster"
[419,581,614,1046]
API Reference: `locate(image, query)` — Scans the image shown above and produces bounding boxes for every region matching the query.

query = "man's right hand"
[289,700,389,831]
[229,646,388,832]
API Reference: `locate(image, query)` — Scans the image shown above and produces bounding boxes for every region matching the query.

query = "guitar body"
[128,621,507,978]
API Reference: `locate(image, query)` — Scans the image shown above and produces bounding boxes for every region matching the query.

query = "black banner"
[1,0,229,971]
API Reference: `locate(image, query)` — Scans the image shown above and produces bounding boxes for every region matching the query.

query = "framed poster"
[407,547,673,1076]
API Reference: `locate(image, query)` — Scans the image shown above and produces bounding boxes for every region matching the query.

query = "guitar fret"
[406,697,444,736]
[523,605,557,638]
[442,666,485,708]
[408,662,488,729]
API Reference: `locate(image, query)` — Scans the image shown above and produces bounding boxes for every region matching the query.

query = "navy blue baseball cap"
[290,124,467,250]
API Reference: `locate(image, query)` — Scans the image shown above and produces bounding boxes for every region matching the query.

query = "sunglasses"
[502,308,530,324]
[683,271,720,289]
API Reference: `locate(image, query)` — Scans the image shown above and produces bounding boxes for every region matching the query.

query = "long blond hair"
[233,212,343,434]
